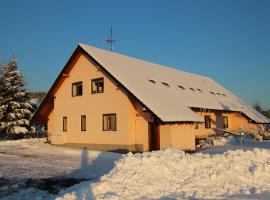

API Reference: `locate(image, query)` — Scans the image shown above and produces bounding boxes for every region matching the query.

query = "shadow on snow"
[0,147,121,199]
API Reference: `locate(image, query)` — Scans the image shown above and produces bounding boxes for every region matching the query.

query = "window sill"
[91,92,104,95]
[102,130,117,132]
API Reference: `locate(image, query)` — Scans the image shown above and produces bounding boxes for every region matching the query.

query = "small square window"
[81,115,86,131]
[205,115,211,129]
[63,116,67,132]
[91,78,104,94]
[72,82,83,96]
[103,114,116,131]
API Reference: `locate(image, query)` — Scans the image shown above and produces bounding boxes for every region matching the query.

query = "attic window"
[190,88,195,92]
[91,78,104,94]
[148,79,156,84]
[178,85,185,90]
[210,91,215,95]
[196,88,203,92]
[72,82,83,96]
[161,82,170,87]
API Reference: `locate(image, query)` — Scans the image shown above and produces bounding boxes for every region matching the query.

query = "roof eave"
[30,45,83,124]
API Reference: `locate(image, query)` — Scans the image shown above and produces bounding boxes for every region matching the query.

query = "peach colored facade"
[160,124,196,150]
[193,110,265,139]
[45,54,145,150]
[41,50,266,152]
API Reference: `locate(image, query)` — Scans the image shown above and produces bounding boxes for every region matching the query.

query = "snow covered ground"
[56,148,270,200]
[0,139,121,181]
[1,138,270,199]
[0,139,121,199]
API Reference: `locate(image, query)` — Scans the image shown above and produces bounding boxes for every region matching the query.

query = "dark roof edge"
[31,46,82,123]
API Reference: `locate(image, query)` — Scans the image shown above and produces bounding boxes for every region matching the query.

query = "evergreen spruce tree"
[0,59,36,134]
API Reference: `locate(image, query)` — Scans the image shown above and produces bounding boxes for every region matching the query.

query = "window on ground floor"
[81,115,86,131]
[103,113,117,131]
[223,116,229,129]
[205,115,211,129]
[63,116,67,132]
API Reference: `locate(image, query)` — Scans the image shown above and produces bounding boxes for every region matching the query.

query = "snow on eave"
[207,78,270,124]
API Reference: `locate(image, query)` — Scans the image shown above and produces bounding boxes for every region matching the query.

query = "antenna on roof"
[105,26,116,51]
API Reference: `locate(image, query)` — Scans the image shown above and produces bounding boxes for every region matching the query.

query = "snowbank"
[57,148,270,200]
[0,138,46,146]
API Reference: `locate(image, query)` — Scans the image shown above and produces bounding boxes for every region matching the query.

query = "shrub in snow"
[31,123,47,137]
[249,132,263,141]
[263,132,270,140]
[0,59,37,134]
[196,138,214,148]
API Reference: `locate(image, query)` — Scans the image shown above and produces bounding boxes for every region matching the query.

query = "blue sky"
[0,0,269,109]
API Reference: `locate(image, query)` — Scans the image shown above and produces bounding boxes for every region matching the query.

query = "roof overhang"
[31,46,83,123]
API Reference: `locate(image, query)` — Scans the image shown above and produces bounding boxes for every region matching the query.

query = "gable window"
[72,82,83,96]
[103,113,116,131]
[81,115,86,131]
[223,116,229,129]
[63,116,67,132]
[91,78,104,94]
[205,115,211,129]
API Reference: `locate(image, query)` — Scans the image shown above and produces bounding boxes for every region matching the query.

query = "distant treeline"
[253,102,270,119]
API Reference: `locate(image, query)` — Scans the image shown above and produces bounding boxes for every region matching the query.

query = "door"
[148,122,160,151]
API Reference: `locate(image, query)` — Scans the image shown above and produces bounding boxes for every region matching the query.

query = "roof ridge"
[78,43,210,80]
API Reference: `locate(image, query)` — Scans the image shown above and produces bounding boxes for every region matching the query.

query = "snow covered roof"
[31,43,270,124]
[79,43,269,123]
